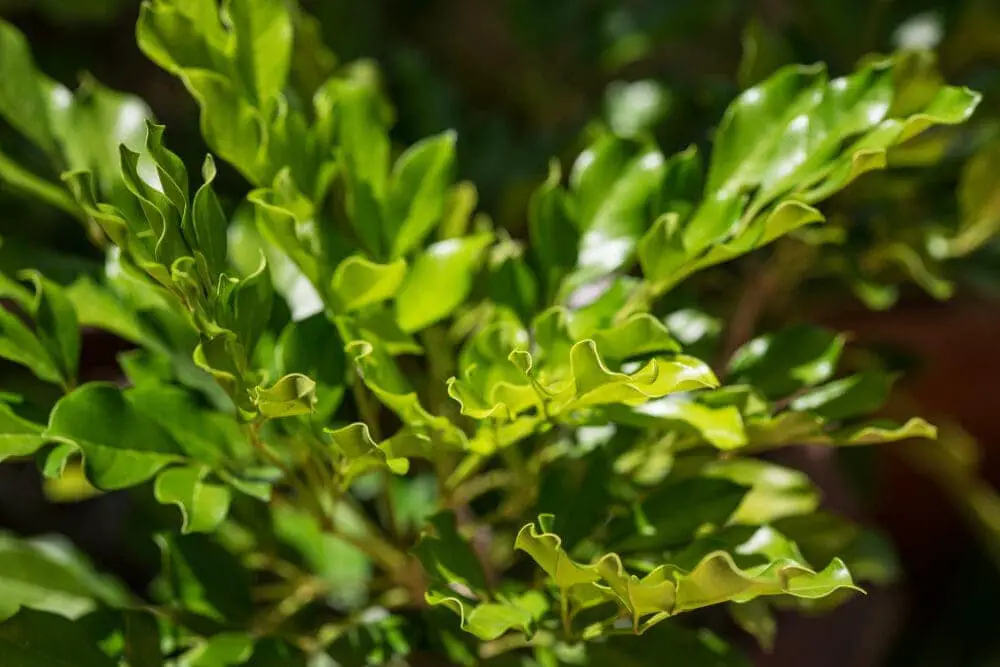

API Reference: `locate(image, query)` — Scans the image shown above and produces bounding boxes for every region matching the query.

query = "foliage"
[0,1,987,665]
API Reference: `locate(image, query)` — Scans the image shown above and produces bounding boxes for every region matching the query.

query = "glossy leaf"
[395,234,492,332]
[330,256,406,312]
[0,403,46,464]
[727,325,845,399]
[154,465,232,533]
[44,383,184,490]
[516,517,859,633]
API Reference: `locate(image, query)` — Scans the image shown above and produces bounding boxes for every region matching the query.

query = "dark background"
[2,1,1000,665]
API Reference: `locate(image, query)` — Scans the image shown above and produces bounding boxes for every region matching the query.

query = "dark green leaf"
[727,325,845,399]
[44,383,184,490]
[0,609,116,667]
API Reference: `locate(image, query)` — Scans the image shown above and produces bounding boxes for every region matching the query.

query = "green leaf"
[161,534,254,623]
[326,423,409,489]
[587,623,749,666]
[730,599,777,652]
[591,313,680,361]
[607,477,749,552]
[21,271,80,386]
[330,256,406,312]
[345,339,466,449]
[44,383,184,490]
[414,511,490,596]
[65,277,145,344]
[0,20,56,153]
[386,130,458,258]
[273,504,371,610]
[727,325,846,399]
[0,532,128,622]
[228,0,292,107]
[122,610,163,667]
[621,396,748,450]
[0,302,61,385]
[424,591,537,642]
[48,78,154,207]
[0,403,46,464]
[192,155,229,278]
[571,135,666,277]
[517,518,858,632]
[0,609,116,667]
[561,340,717,411]
[252,373,317,418]
[154,465,232,533]
[704,459,819,524]
[395,234,492,332]
[528,161,578,297]
[789,371,893,421]
[184,633,254,667]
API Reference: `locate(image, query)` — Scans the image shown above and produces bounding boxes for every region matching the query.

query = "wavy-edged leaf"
[326,422,409,489]
[639,55,980,292]
[346,339,466,450]
[517,517,858,632]
[44,383,184,490]
[154,465,232,534]
[561,340,717,411]
[252,373,316,419]
[330,256,406,312]
[424,589,537,641]
[591,312,680,360]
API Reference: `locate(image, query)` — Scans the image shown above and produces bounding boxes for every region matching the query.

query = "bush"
[0,2,985,665]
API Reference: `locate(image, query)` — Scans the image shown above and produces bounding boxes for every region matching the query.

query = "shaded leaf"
[0,532,128,622]
[0,608,116,667]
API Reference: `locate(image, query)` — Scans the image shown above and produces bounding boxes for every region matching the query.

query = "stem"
[559,593,572,639]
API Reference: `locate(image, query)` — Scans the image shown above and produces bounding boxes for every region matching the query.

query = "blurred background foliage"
[2,0,1000,665]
